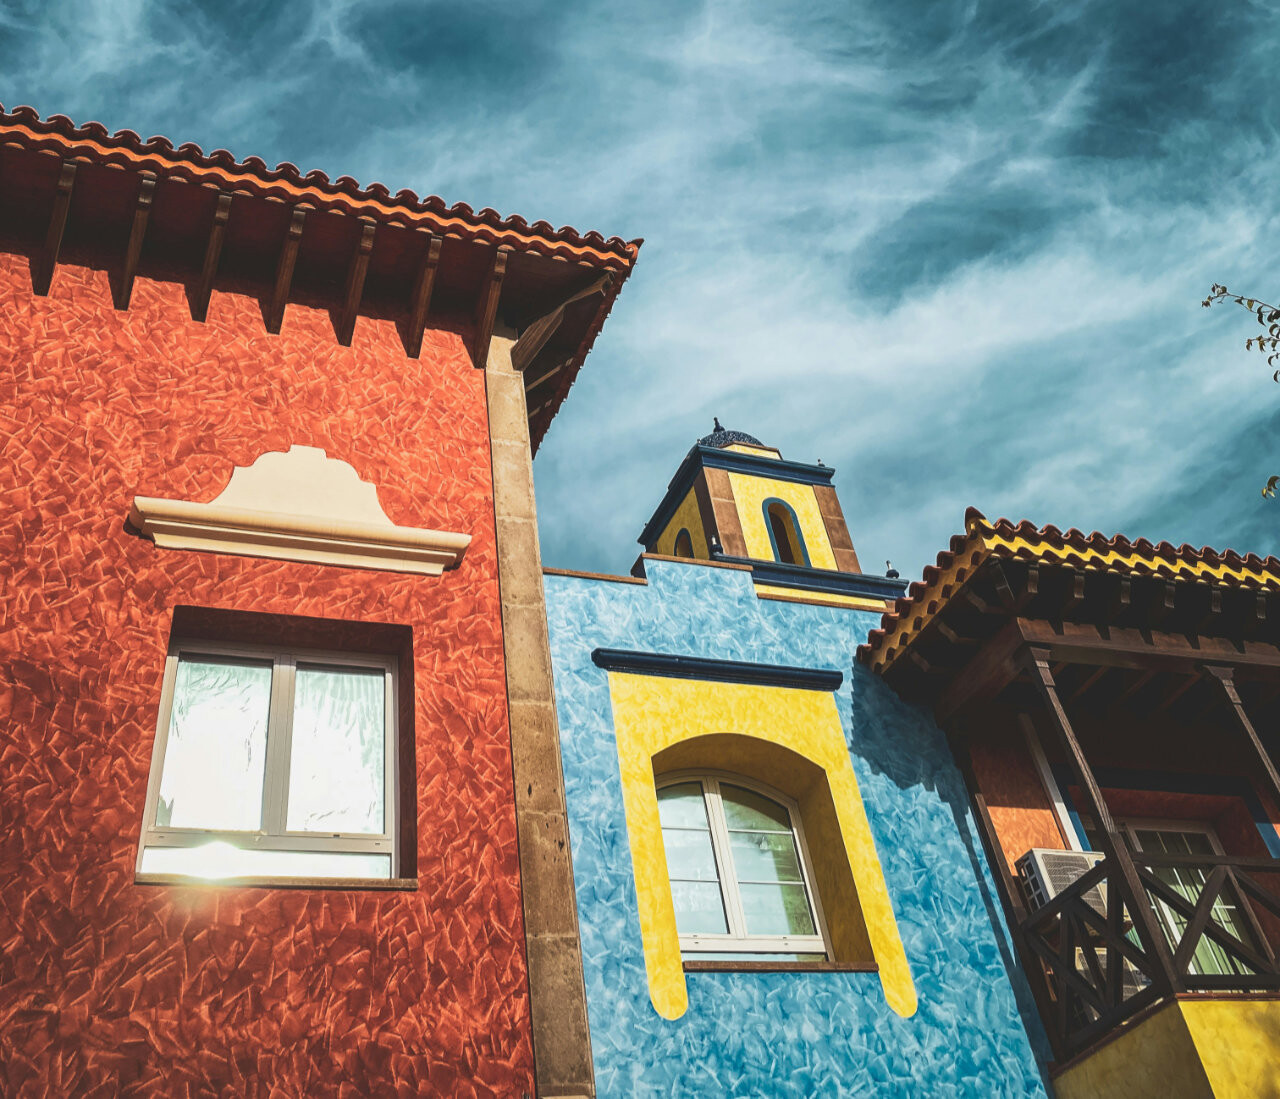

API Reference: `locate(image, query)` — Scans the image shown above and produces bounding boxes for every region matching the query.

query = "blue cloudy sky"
[3,0,1279,578]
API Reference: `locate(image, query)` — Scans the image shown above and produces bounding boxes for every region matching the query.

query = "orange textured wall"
[0,256,533,1097]
[969,726,1065,871]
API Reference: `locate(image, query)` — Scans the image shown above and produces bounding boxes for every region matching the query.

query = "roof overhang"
[0,104,640,453]
[858,508,1280,720]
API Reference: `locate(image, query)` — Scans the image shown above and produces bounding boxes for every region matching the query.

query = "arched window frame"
[672,528,694,558]
[657,769,831,958]
[762,498,811,567]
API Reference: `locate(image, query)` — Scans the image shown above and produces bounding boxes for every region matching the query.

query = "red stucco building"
[0,105,635,1097]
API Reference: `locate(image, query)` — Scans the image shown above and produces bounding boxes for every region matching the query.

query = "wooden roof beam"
[113,172,156,310]
[335,217,375,346]
[1153,672,1200,714]
[404,231,442,359]
[934,618,1025,725]
[1115,669,1156,706]
[264,205,306,334]
[189,190,232,322]
[1068,665,1108,703]
[511,270,612,373]
[1017,616,1280,673]
[471,245,511,368]
[32,159,76,296]
[526,356,572,394]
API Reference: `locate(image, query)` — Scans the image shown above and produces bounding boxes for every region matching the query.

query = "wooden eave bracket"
[190,190,232,322]
[114,172,156,309]
[471,245,511,367]
[405,231,443,359]
[32,159,77,296]
[265,204,308,334]
[129,445,470,576]
[336,217,376,346]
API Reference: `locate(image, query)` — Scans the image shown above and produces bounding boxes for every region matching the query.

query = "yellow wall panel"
[1054,999,1280,1099]
[653,488,707,558]
[604,671,915,1021]
[1052,1002,1209,1099]
[727,471,838,569]
[1184,998,1280,1097]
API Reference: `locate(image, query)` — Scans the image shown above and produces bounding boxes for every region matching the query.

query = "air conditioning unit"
[1016,848,1106,917]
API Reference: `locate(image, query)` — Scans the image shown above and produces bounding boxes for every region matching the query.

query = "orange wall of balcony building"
[0,256,533,1096]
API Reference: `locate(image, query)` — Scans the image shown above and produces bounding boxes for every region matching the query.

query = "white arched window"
[657,772,829,960]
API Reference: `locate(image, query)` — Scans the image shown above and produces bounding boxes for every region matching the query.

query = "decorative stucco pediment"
[129,445,470,575]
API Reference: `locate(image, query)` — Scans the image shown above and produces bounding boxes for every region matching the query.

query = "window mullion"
[705,778,748,938]
[260,656,296,836]
[383,666,397,868]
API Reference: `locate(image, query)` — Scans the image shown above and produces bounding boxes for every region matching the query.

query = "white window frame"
[136,639,398,878]
[1119,818,1226,855]
[658,770,831,958]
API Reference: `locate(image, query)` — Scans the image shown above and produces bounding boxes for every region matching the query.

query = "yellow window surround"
[602,665,916,1020]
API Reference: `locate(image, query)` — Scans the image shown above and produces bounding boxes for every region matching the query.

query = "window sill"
[683,960,878,973]
[135,873,418,891]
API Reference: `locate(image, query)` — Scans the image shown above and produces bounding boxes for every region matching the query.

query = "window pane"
[740,882,817,936]
[657,783,710,829]
[140,842,391,880]
[662,827,720,882]
[729,831,803,883]
[286,665,386,835]
[158,658,272,831]
[671,880,729,935]
[720,785,791,832]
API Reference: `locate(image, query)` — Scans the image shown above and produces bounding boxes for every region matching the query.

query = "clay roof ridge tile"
[113,127,143,144]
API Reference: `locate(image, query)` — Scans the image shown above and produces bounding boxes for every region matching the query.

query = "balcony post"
[1203,664,1280,812]
[1023,646,1182,995]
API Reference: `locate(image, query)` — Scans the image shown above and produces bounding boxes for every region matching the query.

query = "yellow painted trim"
[605,672,916,1021]
[652,488,708,558]
[727,472,838,570]
[754,584,889,611]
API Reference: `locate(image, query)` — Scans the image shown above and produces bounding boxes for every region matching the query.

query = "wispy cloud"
[3,0,1278,577]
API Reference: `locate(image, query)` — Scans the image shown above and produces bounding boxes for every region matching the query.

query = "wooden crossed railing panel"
[1017,852,1280,1058]
[1019,857,1161,1056]
[1133,853,1280,992]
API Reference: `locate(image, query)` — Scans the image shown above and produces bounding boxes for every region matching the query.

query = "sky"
[3,0,1279,579]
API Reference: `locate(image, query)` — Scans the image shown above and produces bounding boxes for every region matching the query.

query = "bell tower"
[637,420,870,579]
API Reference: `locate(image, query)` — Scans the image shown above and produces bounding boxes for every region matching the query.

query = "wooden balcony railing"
[1018,852,1280,1058]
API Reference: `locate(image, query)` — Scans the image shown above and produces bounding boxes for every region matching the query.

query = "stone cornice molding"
[129,445,470,575]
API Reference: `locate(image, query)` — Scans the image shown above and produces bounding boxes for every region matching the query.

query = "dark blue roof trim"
[713,555,909,600]
[638,445,836,548]
[591,648,844,691]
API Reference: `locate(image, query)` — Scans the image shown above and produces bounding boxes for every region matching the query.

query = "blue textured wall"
[544,559,1052,1097]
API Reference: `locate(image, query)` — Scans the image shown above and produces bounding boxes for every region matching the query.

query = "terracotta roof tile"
[0,103,641,267]
[857,508,1280,671]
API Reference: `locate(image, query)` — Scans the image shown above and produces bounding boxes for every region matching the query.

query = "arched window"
[657,773,828,960]
[763,500,809,566]
[672,529,694,558]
